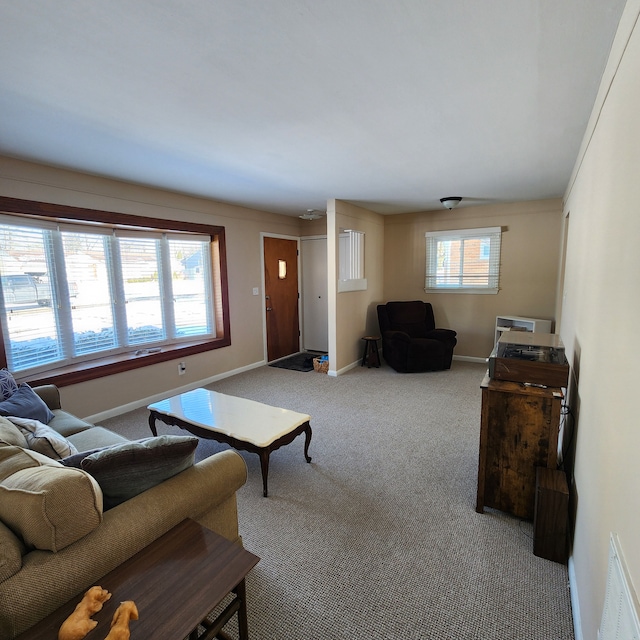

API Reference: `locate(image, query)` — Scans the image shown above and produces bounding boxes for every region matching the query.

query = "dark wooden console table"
[16,519,259,640]
[476,373,563,520]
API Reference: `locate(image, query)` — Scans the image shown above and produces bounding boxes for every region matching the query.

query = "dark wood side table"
[16,519,259,640]
[533,466,569,563]
[476,372,562,520]
[361,335,381,368]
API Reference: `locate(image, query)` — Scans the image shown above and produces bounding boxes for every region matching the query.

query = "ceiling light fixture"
[440,197,462,210]
[299,209,323,220]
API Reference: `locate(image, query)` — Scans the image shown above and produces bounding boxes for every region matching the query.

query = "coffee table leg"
[148,412,158,436]
[259,450,270,497]
[303,424,312,463]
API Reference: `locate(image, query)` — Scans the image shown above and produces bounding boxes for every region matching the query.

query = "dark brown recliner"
[377,301,457,373]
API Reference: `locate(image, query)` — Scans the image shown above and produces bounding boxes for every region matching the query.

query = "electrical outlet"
[252,287,259,295]
[178,361,186,375]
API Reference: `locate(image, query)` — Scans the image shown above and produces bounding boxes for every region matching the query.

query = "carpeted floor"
[100,361,574,640]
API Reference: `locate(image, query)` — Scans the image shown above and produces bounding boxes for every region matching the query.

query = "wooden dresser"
[476,372,563,520]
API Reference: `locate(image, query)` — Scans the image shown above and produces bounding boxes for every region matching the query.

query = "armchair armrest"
[383,330,412,343]
[425,328,457,343]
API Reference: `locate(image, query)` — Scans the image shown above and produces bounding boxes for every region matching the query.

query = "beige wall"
[0,156,302,417]
[299,215,327,238]
[383,199,563,359]
[327,199,384,373]
[560,1,640,637]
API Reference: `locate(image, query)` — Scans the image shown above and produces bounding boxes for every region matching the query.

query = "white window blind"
[0,215,215,374]
[338,229,367,292]
[425,227,501,293]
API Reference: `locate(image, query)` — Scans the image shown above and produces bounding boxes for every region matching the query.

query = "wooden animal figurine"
[104,601,139,640]
[58,586,112,640]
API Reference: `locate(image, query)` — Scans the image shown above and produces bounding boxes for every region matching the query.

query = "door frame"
[260,233,302,362]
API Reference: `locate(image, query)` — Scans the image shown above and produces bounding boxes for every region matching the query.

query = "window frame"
[0,196,230,387]
[425,226,502,294]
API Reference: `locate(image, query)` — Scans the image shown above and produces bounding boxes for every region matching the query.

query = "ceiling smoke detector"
[440,197,462,210]
[299,209,323,220]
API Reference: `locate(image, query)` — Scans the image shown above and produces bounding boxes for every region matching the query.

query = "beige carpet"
[101,361,574,640]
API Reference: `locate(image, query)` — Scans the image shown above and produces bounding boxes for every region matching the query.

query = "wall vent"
[598,534,640,640]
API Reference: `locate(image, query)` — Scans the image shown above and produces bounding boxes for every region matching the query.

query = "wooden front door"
[264,237,300,361]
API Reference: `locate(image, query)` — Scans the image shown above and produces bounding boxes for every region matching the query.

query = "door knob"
[266,307,272,311]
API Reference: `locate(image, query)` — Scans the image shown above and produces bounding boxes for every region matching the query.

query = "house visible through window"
[0,197,229,384]
[425,227,501,293]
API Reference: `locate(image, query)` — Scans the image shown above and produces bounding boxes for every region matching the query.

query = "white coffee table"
[148,388,312,496]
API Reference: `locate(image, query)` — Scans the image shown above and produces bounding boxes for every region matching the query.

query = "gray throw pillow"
[79,435,198,509]
[0,384,55,424]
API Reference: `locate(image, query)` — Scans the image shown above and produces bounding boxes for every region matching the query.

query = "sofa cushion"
[6,416,79,459]
[0,519,25,582]
[67,426,129,452]
[79,435,198,509]
[0,383,55,424]
[48,410,96,438]
[0,444,103,552]
[0,415,29,448]
[0,368,18,401]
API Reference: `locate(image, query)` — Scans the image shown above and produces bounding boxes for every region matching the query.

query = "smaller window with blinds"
[425,227,501,293]
[338,229,367,292]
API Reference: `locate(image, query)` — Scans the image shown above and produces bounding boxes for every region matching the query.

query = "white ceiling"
[0,1,626,216]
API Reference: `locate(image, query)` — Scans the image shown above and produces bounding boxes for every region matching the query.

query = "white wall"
[561,1,640,637]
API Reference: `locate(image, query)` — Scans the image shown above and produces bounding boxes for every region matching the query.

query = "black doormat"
[269,352,324,372]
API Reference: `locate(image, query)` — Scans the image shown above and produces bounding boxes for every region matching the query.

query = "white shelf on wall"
[495,315,552,346]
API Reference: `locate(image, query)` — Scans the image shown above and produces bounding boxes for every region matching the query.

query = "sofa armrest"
[0,450,247,639]
[32,385,62,411]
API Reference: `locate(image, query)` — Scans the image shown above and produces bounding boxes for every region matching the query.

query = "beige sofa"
[0,384,247,639]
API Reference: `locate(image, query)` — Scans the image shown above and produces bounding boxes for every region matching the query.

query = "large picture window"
[0,197,229,386]
[425,227,501,293]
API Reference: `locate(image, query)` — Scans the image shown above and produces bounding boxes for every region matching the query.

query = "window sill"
[16,336,231,388]
[338,278,368,292]
[424,288,499,295]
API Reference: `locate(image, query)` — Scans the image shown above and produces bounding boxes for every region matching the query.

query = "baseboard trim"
[329,360,360,377]
[84,360,266,423]
[568,556,583,640]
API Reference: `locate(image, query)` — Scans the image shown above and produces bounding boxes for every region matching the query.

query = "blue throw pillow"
[0,369,18,402]
[0,384,55,424]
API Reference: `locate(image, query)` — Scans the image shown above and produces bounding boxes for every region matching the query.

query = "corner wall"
[327,199,384,373]
[560,1,640,637]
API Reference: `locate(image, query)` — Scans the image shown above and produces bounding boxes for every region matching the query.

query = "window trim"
[0,196,230,387]
[425,226,502,294]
